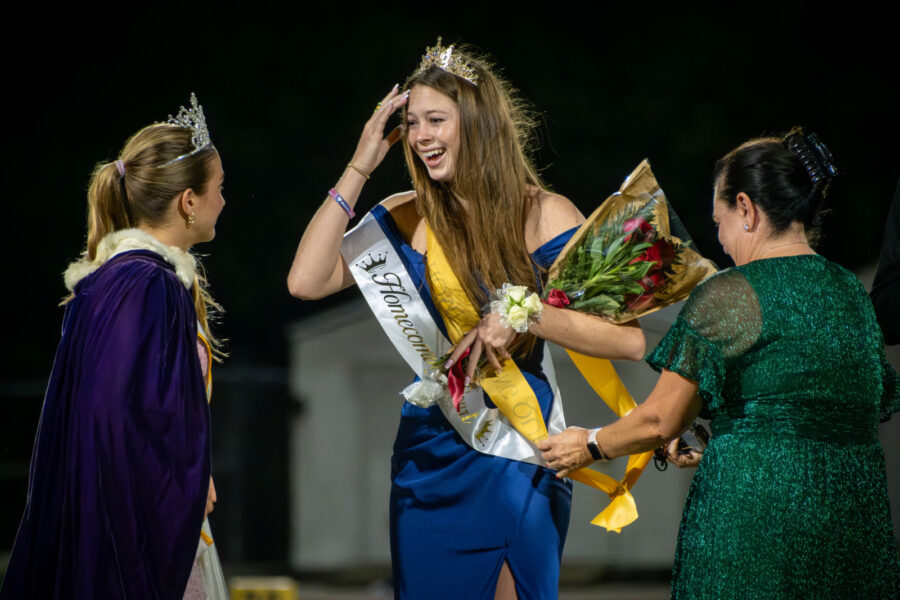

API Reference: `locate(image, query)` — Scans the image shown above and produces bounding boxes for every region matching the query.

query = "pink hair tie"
[114,159,125,177]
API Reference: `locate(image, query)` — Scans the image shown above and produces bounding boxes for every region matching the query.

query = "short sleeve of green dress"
[646,256,900,599]
[647,268,762,419]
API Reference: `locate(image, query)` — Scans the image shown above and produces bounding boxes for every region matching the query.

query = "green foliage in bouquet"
[546,204,679,317]
[542,160,717,323]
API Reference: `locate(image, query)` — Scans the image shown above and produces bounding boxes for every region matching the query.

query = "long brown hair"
[402,47,546,309]
[82,123,225,356]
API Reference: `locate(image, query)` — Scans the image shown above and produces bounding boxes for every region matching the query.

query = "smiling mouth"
[422,148,445,166]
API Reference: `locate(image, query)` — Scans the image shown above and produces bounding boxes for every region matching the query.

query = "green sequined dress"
[647,255,900,599]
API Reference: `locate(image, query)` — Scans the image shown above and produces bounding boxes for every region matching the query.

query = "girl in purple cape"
[1,95,226,599]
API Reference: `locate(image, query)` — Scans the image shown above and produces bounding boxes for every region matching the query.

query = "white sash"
[341,210,566,466]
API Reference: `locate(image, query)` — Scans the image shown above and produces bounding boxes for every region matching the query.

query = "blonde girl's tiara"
[160,93,213,166]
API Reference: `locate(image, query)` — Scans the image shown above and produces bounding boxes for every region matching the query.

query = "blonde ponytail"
[193,269,226,360]
[86,161,134,260]
[74,123,226,358]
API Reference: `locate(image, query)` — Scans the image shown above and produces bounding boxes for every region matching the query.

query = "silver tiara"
[161,93,212,166]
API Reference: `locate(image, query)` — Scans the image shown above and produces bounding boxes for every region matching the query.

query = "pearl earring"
[743,224,749,231]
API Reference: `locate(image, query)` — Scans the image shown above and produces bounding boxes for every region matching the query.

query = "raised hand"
[350,84,409,176]
[288,85,412,301]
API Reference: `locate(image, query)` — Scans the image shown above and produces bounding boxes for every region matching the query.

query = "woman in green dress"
[538,128,900,598]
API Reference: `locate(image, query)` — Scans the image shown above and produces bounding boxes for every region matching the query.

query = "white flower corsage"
[490,283,543,333]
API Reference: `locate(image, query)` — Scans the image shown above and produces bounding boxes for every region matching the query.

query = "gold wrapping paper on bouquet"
[548,160,718,323]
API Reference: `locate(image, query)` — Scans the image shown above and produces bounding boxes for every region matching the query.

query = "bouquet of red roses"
[544,160,717,322]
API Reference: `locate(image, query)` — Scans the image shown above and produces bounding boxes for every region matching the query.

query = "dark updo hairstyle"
[713,127,837,245]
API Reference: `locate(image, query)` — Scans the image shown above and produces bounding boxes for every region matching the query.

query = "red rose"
[623,217,651,235]
[545,289,571,308]
[630,244,662,270]
[623,217,653,242]
[653,240,677,268]
[638,271,666,292]
[644,244,663,269]
[630,240,676,271]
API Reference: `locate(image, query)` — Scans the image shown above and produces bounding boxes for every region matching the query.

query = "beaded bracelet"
[490,283,543,333]
[328,188,355,219]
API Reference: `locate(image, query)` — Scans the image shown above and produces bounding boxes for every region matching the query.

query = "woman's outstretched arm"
[529,307,645,360]
[537,369,703,478]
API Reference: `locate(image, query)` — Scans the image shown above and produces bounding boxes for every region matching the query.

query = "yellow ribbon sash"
[197,326,213,403]
[564,350,654,531]
[425,228,652,532]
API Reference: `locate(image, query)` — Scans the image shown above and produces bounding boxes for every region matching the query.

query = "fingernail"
[445,358,455,368]
[393,83,399,90]
[464,376,471,387]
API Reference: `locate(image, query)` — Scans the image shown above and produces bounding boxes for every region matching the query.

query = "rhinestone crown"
[161,93,212,165]
[418,37,478,86]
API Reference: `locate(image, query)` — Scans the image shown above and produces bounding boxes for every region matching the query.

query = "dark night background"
[1,2,897,574]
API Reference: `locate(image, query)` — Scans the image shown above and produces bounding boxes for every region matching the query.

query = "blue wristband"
[328,187,355,219]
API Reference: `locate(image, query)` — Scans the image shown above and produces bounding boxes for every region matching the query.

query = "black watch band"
[586,427,608,461]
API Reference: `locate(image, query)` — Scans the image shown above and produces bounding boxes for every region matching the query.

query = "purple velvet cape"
[1,250,210,599]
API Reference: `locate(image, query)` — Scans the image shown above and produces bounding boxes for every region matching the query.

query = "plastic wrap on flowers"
[544,160,718,323]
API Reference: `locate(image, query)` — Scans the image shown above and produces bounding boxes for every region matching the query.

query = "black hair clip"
[784,131,838,185]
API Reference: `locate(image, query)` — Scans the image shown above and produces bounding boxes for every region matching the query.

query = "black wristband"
[586,427,608,461]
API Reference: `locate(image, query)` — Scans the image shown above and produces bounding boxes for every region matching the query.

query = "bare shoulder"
[528,189,586,250]
[379,191,423,246]
[379,190,417,212]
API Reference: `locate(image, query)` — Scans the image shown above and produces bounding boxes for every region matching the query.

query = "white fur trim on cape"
[64,228,197,291]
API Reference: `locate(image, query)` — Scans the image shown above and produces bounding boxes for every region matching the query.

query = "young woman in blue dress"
[288,40,645,599]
